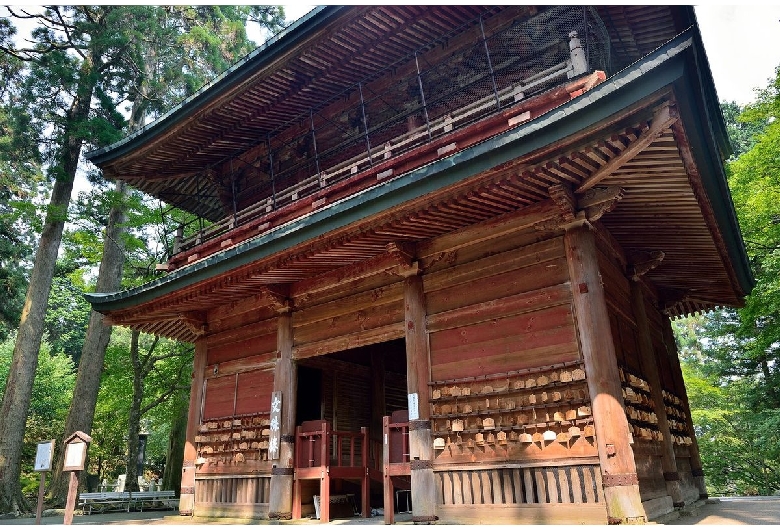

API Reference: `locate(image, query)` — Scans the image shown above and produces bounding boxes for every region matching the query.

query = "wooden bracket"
[387,241,420,277]
[180,311,208,336]
[629,250,665,280]
[534,184,624,231]
[549,184,577,223]
[578,186,625,221]
[264,285,291,314]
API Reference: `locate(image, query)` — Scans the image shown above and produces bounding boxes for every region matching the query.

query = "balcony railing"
[165,6,611,262]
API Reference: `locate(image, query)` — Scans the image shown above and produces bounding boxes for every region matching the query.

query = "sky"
[694,5,780,105]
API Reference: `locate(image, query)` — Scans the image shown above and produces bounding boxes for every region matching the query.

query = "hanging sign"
[269,391,282,460]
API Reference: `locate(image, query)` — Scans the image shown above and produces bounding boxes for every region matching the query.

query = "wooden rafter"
[576,103,678,193]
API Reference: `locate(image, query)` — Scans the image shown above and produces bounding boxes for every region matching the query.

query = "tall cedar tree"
[0,7,131,512]
[0,6,283,511]
[0,21,43,342]
[47,6,284,504]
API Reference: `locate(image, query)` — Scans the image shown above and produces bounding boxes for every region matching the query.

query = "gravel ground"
[1,497,778,526]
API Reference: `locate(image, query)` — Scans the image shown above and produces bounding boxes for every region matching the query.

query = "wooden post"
[63,470,79,525]
[269,309,297,519]
[180,338,207,516]
[34,439,55,525]
[382,416,394,525]
[564,223,646,524]
[35,471,46,524]
[404,273,437,523]
[661,316,708,499]
[630,281,684,508]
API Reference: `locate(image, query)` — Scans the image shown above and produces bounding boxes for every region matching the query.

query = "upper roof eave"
[84,5,341,167]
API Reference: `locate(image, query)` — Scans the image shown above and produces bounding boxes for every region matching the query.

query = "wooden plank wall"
[193,304,279,517]
[418,225,602,519]
[291,272,406,359]
[425,235,578,382]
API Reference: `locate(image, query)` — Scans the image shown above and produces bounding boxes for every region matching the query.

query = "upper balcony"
[87,6,686,271]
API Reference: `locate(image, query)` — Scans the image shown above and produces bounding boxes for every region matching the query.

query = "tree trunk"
[0,63,94,512]
[162,394,188,495]
[50,180,128,504]
[125,330,144,493]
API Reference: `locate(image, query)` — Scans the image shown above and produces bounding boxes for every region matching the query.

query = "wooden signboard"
[63,441,88,471]
[63,431,92,525]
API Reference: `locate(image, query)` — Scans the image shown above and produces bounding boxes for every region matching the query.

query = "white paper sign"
[408,393,419,420]
[34,440,55,472]
[269,391,282,460]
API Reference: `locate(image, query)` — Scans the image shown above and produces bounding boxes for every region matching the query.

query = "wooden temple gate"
[85,5,751,525]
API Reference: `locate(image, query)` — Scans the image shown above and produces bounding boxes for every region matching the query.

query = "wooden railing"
[294,420,368,469]
[166,7,612,264]
[382,413,411,524]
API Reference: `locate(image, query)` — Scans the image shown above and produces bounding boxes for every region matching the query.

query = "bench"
[78,492,131,514]
[130,490,177,512]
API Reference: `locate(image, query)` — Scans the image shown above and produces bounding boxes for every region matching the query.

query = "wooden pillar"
[269,309,297,519]
[661,316,708,499]
[564,223,646,524]
[404,273,437,523]
[180,338,207,516]
[371,351,386,441]
[630,281,684,508]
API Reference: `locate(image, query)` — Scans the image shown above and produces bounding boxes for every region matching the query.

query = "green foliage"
[44,273,91,363]
[0,39,44,340]
[0,335,75,494]
[682,358,780,495]
[88,328,192,482]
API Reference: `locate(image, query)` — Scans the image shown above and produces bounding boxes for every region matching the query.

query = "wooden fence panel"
[434,463,603,507]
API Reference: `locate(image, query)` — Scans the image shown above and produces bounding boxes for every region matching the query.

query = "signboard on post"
[63,440,88,471]
[35,439,55,472]
[63,431,92,525]
[34,440,55,524]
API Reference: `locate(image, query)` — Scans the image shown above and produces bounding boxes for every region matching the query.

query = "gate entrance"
[293,339,408,520]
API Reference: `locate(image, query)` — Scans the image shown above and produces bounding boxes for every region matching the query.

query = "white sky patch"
[695,5,780,105]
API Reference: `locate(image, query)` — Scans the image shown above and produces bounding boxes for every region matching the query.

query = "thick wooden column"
[630,281,684,508]
[180,338,207,516]
[564,223,646,524]
[661,316,707,499]
[269,309,297,519]
[404,273,437,523]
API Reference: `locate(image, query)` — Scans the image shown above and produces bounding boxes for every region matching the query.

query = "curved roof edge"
[85,6,341,166]
[85,30,753,314]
